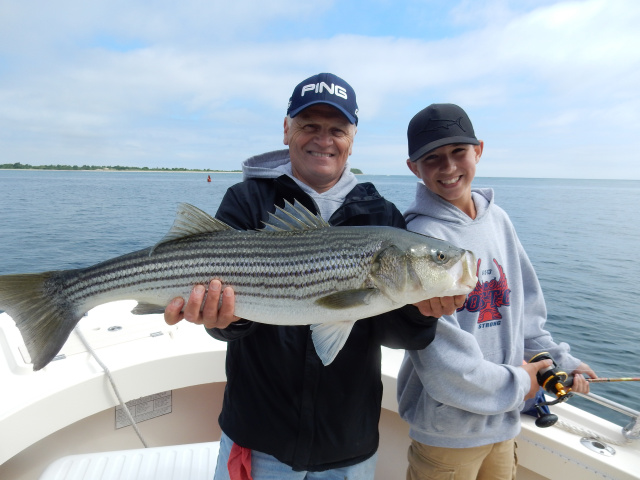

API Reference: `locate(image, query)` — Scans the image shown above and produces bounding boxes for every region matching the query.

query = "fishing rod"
[587,377,640,383]
[528,352,640,428]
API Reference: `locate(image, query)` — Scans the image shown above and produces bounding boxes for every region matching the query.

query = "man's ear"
[348,126,357,156]
[283,117,290,146]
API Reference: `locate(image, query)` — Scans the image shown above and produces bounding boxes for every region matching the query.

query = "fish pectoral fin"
[131,302,167,315]
[310,321,356,366]
[315,288,378,309]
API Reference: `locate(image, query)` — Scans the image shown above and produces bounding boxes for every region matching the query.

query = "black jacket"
[208,174,437,471]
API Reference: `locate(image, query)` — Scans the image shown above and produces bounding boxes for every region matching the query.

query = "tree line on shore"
[0,162,364,174]
[0,162,237,172]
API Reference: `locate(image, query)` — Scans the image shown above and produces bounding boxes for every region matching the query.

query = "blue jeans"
[214,431,378,480]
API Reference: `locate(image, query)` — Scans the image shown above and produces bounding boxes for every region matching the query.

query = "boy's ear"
[474,141,484,162]
[406,158,420,177]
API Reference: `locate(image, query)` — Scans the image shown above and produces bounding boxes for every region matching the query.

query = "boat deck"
[1,301,639,480]
[39,442,221,480]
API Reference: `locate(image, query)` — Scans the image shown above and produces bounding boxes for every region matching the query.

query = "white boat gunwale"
[1,300,639,480]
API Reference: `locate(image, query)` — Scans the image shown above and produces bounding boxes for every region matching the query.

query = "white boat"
[1,301,638,480]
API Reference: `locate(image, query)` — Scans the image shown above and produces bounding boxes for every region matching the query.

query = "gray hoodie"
[241,149,358,221]
[397,182,581,448]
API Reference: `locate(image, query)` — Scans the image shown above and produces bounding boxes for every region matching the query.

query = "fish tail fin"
[0,272,81,371]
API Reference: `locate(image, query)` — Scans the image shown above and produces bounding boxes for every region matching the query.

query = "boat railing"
[575,391,640,441]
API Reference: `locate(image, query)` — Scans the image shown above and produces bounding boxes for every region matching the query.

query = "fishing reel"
[528,352,574,428]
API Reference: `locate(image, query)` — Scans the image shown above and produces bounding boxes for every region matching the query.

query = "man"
[165,73,464,479]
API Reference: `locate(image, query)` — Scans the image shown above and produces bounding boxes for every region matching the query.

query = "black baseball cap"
[408,103,479,161]
[287,73,359,125]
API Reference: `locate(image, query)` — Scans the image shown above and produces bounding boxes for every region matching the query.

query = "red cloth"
[228,442,253,480]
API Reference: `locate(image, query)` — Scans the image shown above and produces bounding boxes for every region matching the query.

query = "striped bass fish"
[0,201,477,370]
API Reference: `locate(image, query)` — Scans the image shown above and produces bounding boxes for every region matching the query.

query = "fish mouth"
[447,250,478,294]
[460,250,478,290]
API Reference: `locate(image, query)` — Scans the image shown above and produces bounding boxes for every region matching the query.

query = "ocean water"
[1,170,639,426]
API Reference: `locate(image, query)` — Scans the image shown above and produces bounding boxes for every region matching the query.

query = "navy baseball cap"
[287,73,359,125]
[408,103,480,161]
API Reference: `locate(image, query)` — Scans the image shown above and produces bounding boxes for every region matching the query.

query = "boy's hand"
[570,362,597,394]
[521,360,553,400]
[413,295,467,317]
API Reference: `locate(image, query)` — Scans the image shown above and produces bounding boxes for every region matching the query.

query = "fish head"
[373,231,477,303]
[407,241,477,298]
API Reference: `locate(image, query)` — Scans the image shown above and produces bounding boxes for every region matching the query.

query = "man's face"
[284,104,356,193]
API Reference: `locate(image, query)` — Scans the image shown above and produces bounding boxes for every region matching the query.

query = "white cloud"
[1,0,639,177]
[0,1,330,52]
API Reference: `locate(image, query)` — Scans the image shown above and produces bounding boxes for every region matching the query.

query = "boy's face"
[407,142,484,217]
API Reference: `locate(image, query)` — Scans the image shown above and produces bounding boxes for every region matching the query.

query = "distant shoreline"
[0,167,241,173]
[0,164,364,174]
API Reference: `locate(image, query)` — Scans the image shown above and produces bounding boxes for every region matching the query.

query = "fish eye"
[432,250,448,263]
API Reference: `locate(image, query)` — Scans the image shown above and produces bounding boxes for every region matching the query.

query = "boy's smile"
[440,176,463,186]
[407,142,484,218]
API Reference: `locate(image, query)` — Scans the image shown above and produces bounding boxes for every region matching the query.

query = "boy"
[397,103,596,480]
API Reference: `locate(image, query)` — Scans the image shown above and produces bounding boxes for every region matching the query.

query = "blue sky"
[1,0,639,178]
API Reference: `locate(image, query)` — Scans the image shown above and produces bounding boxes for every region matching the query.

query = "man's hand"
[164,279,241,329]
[413,295,467,317]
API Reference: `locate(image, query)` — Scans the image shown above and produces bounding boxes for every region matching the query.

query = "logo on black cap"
[419,117,466,134]
[408,104,479,162]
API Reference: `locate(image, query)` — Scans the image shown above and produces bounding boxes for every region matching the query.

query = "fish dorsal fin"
[151,203,233,253]
[260,200,329,232]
